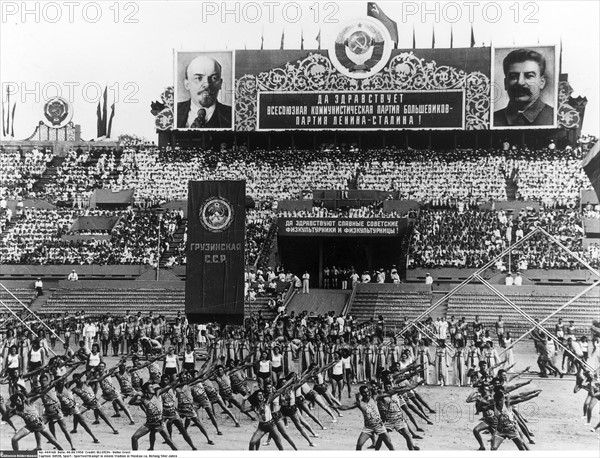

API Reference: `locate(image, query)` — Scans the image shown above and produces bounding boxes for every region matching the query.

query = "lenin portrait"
[175,51,234,130]
[492,46,557,128]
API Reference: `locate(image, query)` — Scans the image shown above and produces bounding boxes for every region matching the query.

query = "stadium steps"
[37,287,268,322]
[32,156,65,194]
[0,217,18,239]
[346,283,433,329]
[505,179,518,201]
[0,288,39,330]
[255,222,278,269]
[286,288,351,317]
[29,289,53,312]
[160,218,187,267]
[244,296,277,321]
[40,289,187,319]
[430,291,449,318]
[446,286,600,336]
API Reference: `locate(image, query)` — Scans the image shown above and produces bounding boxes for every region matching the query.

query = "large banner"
[257,90,464,130]
[278,218,407,236]
[235,48,491,131]
[186,181,245,324]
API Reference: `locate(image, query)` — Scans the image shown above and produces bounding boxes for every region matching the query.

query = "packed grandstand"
[1,141,598,270]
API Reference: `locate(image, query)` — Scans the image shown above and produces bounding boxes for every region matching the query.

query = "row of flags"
[262,3,477,51]
[96,87,116,139]
[366,2,477,49]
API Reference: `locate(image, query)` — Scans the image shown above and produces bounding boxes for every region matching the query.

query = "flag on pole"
[96,101,103,137]
[559,38,563,74]
[260,27,264,50]
[3,86,9,137]
[10,102,16,138]
[300,28,304,50]
[316,28,321,50]
[367,2,398,47]
[412,24,416,48]
[470,24,475,47]
[280,29,285,50]
[101,87,108,137]
[450,25,454,48]
[432,25,436,48]
[107,103,116,138]
[582,141,600,199]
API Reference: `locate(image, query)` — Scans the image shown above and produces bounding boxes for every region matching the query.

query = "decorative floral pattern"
[557,81,581,129]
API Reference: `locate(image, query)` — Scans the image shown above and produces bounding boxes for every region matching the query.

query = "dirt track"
[1,341,598,453]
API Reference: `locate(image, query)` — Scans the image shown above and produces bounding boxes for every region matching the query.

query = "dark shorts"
[7,368,19,379]
[305,390,318,403]
[25,422,46,433]
[164,367,178,376]
[258,420,275,433]
[183,362,195,373]
[29,361,42,371]
[331,373,344,382]
[272,366,283,374]
[281,405,298,417]
[314,384,327,395]
[257,371,271,380]
[145,421,166,432]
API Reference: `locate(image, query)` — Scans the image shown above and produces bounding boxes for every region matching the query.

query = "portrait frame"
[491,44,558,129]
[174,50,235,131]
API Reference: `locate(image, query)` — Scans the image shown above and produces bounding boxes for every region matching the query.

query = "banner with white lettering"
[278,218,407,236]
[186,181,245,324]
[258,90,464,130]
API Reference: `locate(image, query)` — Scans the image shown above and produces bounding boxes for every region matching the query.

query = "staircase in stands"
[32,156,66,195]
[160,218,187,267]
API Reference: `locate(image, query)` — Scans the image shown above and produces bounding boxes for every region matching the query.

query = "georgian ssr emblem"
[200,197,234,232]
[329,17,393,80]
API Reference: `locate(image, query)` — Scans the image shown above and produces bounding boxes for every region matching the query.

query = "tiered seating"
[0,146,52,199]
[0,288,38,308]
[40,288,273,322]
[0,289,39,329]
[41,289,186,319]
[447,285,599,336]
[244,296,277,322]
[347,284,432,328]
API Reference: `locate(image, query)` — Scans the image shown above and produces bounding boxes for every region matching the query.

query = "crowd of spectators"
[408,209,507,269]
[408,207,598,270]
[245,209,275,267]
[276,204,407,219]
[1,141,598,270]
[0,208,182,265]
[0,146,51,201]
[40,148,125,206]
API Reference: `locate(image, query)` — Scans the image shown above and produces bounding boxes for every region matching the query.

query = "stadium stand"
[346,283,433,330]
[36,288,278,324]
[446,284,599,336]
